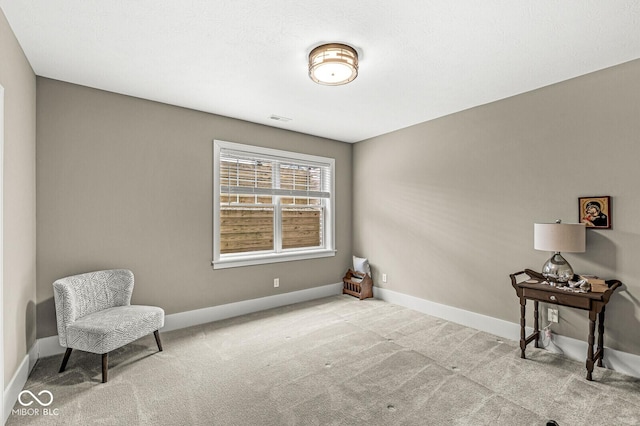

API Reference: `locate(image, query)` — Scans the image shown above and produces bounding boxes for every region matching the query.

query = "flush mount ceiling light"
[309,43,358,86]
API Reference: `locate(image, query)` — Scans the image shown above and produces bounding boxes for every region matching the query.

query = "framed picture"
[579,196,611,229]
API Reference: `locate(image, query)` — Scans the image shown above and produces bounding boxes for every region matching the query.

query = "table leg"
[586,311,597,381]
[597,307,606,368]
[519,298,527,359]
[533,300,540,348]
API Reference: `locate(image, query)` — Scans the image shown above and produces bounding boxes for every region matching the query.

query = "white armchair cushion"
[66,305,164,354]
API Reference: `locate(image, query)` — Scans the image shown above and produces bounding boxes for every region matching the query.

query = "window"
[213,140,335,269]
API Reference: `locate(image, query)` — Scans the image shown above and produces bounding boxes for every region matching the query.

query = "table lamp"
[534,220,586,285]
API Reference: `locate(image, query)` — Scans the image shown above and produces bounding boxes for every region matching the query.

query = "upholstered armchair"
[53,269,165,383]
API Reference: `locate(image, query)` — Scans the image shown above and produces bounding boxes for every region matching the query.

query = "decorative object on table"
[566,278,590,292]
[579,196,611,229]
[580,280,592,292]
[580,275,609,293]
[534,219,586,286]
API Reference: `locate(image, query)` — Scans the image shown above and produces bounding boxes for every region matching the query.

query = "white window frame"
[212,140,336,269]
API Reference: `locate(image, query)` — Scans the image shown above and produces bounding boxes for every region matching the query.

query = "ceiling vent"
[269,114,292,122]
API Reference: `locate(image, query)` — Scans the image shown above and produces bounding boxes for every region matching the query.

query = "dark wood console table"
[510,269,621,381]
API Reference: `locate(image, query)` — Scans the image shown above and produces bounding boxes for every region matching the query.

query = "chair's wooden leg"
[154,330,163,352]
[59,348,73,373]
[102,353,109,383]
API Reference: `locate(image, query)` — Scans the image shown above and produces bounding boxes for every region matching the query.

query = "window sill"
[212,249,336,270]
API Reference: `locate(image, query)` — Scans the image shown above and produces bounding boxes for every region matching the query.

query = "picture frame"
[579,196,611,229]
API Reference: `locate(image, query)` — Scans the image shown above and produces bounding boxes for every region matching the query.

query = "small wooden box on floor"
[342,269,373,300]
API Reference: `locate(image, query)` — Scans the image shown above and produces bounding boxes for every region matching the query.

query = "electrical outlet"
[382,273,387,283]
[274,278,279,288]
[548,308,558,323]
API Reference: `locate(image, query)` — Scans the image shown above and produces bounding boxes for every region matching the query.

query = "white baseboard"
[3,344,38,424]
[37,282,344,358]
[374,286,640,380]
[163,282,342,332]
[37,335,65,358]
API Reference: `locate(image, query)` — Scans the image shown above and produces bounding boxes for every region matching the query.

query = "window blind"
[220,149,331,199]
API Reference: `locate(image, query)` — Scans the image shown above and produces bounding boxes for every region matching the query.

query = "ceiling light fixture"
[308,43,358,86]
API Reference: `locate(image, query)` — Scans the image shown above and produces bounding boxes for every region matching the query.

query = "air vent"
[269,114,292,122]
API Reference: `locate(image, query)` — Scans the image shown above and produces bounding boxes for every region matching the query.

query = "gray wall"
[36,78,352,338]
[353,59,640,356]
[0,9,37,386]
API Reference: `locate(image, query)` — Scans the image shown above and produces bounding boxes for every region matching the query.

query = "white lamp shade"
[534,223,586,253]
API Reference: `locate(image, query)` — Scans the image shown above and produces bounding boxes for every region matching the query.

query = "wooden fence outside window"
[220,207,321,254]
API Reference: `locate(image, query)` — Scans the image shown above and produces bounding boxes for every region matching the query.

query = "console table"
[510,269,621,381]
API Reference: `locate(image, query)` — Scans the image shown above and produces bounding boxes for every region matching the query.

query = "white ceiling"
[2,1,640,143]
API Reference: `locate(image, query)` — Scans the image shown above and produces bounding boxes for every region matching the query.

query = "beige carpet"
[8,295,640,425]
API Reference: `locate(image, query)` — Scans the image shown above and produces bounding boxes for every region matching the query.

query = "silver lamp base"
[542,252,574,285]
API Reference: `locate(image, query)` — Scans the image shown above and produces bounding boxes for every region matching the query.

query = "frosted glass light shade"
[309,43,358,86]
